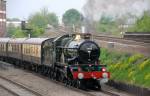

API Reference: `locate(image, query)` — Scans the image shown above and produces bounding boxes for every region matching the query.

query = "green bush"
[128,11,150,32]
[100,48,150,88]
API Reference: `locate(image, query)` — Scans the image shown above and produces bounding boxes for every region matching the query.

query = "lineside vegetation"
[100,48,150,88]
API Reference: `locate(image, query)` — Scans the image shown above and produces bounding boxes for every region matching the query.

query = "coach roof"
[0,38,11,43]
[8,38,27,44]
[22,38,50,45]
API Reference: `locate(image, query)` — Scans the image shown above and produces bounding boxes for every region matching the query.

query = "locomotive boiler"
[61,34,100,64]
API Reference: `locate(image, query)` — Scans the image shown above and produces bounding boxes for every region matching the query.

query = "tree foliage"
[6,8,59,38]
[62,9,82,27]
[96,15,118,34]
[28,8,58,28]
[7,24,26,37]
[28,8,59,37]
[128,12,150,32]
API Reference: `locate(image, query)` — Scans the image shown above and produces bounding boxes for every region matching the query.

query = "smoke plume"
[83,0,150,21]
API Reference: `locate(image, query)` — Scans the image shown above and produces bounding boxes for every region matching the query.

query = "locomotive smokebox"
[65,37,100,64]
[78,41,100,63]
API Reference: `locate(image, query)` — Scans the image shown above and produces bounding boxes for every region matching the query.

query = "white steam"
[83,0,150,21]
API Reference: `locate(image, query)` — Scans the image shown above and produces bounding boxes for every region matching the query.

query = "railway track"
[93,35,150,46]
[19,63,121,96]
[0,75,42,96]
[0,61,122,96]
[44,30,150,46]
[123,32,150,43]
[36,72,120,96]
[27,71,120,96]
[46,31,150,46]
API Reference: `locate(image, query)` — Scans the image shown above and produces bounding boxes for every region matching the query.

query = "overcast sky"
[7,0,86,20]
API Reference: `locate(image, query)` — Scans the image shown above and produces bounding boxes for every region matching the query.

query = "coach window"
[17,44,19,52]
[9,44,11,52]
[35,45,37,56]
[13,44,15,52]
[25,44,27,54]
[25,45,27,54]
[24,45,26,54]
[19,44,21,52]
[29,45,31,55]
[23,44,26,54]
[25,44,26,54]
[25,44,27,55]
[23,45,25,54]
[16,44,17,52]
[18,45,20,52]
[1,44,2,50]
[1,44,2,51]
[2,44,4,51]
[14,44,16,52]
[29,44,31,55]
[16,44,18,52]
[2,44,3,51]
[3,44,4,51]
[26,44,29,55]
[22,45,24,54]
[27,44,29,54]
[15,44,17,52]
[12,44,13,52]
[0,44,1,51]
[11,44,13,52]
[33,45,35,56]
[8,44,9,51]
[13,44,14,52]
[11,44,12,51]
[3,44,5,51]
[1,44,3,51]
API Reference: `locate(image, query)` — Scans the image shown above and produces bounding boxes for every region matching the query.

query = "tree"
[28,8,59,37]
[62,9,83,27]
[128,11,150,32]
[7,24,26,37]
[96,15,118,34]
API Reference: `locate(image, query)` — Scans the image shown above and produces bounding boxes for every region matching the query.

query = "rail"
[0,75,42,96]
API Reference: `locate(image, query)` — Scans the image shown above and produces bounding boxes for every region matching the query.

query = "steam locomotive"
[0,33,110,89]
